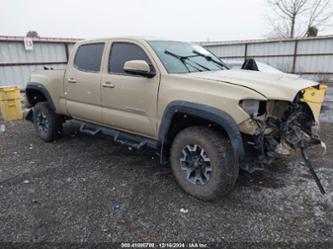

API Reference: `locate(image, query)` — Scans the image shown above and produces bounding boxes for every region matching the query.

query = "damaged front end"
[239,84,327,172]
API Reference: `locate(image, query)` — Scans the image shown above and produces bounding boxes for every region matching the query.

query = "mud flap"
[300,147,326,194]
[23,108,33,122]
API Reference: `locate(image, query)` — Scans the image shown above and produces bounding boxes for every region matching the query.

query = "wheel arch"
[25,82,56,111]
[158,101,245,164]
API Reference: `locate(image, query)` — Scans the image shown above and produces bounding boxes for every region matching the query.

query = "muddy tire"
[33,102,63,142]
[170,126,239,201]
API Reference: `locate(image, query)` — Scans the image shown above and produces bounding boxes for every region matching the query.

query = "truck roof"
[76,36,187,45]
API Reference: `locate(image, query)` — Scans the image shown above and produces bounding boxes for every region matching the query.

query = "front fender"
[159,101,245,164]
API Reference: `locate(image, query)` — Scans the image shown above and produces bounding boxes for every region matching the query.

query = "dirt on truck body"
[24,37,327,200]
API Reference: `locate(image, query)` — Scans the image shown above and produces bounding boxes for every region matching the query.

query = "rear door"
[64,42,105,122]
[100,41,160,138]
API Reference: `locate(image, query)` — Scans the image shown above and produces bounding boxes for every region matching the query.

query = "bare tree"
[304,0,333,35]
[267,0,333,38]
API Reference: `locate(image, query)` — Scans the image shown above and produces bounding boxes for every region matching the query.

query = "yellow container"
[301,84,328,120]
[0,86,23,121]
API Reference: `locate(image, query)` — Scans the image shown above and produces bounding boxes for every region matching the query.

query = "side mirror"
[241,58,259,71]
[123,60,156,78]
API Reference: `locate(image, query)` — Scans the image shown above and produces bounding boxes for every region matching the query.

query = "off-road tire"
[170,126,239,201]
[33,102,63,142]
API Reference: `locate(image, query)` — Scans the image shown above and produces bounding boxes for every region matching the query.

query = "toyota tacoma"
[25,37,327,200]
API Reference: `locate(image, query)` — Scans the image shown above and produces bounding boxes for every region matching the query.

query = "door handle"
[67,78,77,83]
[102,82,115,88]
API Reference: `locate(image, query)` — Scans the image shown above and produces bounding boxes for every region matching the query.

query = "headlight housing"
[240,99,266,117]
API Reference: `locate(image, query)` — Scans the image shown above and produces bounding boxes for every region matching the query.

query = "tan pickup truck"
[25,37,327,200]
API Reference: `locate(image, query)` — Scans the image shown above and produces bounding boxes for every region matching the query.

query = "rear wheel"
[33,102,63,142]
[170,126,238,201]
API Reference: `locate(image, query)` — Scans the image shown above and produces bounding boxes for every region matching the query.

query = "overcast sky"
[1,0,332,42]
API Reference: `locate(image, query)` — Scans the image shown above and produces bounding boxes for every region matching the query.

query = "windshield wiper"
[164,50,210,72]
[192,50,229,69]
[165,50,193,72]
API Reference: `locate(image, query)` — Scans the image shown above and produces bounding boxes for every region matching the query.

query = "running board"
[71,120,159,150]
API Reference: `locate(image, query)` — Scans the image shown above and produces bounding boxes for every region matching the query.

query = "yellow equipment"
[0,86,23,121]
[301,84,327,120]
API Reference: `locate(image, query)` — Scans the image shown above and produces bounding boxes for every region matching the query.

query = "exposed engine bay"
[239,84,327,193]
[259,97,321,161]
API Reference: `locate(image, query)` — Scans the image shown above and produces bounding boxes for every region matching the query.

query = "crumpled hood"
[186,70,318,101]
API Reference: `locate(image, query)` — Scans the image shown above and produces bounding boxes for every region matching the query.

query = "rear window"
[74,43,104,72]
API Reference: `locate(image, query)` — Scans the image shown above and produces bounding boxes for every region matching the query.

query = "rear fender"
[25,82,56,111]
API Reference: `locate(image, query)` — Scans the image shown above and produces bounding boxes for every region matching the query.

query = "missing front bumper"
[240,84,327,163]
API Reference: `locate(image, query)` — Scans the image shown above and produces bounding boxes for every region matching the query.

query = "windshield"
[148,41,228,74]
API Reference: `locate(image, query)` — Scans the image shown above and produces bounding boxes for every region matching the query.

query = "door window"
[74,43,105,72]
[108,42,153,75]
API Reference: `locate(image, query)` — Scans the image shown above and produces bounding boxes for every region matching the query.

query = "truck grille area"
[242,91,322,166]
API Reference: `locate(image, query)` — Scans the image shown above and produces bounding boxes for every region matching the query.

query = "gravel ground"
[0,104,332,246]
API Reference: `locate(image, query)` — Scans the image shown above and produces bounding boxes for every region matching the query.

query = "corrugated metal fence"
[201,35,333,82]
[1,35,333,89]
[0,36,80,89]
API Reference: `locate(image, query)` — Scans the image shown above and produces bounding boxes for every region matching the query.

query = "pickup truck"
[25,37,327,200]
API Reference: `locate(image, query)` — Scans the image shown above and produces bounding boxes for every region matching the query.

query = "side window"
[74,43,104,72]
[108,42,153,75]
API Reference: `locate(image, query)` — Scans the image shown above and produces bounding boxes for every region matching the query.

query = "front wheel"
[33,102,63,142]
[170,126,239,201]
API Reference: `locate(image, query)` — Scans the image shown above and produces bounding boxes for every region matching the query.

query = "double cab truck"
[25,37,327,200]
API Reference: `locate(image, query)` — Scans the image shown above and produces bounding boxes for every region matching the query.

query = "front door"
[64,42,105,122]
[100,41,160,138]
